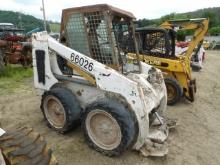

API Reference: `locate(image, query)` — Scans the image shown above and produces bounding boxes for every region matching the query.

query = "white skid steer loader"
[32,4,174,157]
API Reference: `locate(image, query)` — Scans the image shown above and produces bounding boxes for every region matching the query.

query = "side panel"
[32,33,58,90]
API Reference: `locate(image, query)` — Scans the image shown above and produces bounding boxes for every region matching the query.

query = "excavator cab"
[60,4,139,74]
[136,27,176,58]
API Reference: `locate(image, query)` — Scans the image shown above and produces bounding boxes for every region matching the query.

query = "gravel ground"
[0,50,220,165]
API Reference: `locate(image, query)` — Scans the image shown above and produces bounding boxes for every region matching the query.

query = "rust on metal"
[0,40,8,48]
[62,4,135,20]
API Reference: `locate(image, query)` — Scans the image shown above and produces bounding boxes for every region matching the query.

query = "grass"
[50,23,60,33]
[0,65,33,93]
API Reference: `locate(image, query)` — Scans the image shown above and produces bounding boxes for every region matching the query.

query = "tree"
[209,26,220,35]
[201,11,216,27]
[0,10,51,33]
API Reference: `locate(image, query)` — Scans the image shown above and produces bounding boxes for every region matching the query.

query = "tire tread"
[0,127,57,165]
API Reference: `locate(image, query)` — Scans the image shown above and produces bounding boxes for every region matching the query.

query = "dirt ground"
[0,50,220,165]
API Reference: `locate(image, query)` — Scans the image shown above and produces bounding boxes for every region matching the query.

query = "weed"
[0,65,33,93]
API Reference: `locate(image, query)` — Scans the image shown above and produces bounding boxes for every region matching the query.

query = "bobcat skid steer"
[32,4,173,157]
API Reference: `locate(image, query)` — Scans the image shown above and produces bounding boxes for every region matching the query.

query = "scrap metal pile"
[0,23,32,72]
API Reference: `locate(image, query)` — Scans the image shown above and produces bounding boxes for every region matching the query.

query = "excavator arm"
[160,18,209,59]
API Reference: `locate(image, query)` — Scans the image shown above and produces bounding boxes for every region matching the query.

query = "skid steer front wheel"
[0,127,57,165]
[41,88,81,133]
[82,99,138,156]
[164,77,183,105]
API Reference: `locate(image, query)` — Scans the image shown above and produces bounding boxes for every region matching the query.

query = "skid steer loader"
[0,126,57,165]
[129,18,208,105]
[32,4,173,157]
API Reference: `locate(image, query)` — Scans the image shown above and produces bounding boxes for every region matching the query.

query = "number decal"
[88,63,93,71]
[79,58,84,66]
[71,53,75,61]
[84,60,89,69]
[75,55,79,63]
[70,53,94,71]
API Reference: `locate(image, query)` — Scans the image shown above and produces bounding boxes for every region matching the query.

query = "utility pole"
[18,12,23,29]
[41,0,47,31]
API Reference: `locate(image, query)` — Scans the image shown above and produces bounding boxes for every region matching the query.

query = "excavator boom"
[160,18,209,58]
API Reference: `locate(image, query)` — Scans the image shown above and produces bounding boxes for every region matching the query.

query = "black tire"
[0,127,57,165]
[191,62,202,72]
[164,77,183,105]
[41,87,81,133]
[82,98,138,156]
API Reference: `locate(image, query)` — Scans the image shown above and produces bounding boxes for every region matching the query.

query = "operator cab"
[59,4,140,74]
[135,27,176,59]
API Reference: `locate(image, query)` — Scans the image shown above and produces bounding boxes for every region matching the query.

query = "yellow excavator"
[128,18,209,105]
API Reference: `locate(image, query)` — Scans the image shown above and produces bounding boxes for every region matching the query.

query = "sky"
[0,0,220,22]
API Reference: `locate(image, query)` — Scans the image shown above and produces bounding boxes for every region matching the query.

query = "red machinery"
[0,24,32,67]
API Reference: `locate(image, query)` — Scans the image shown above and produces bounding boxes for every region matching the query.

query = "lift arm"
[160,18,209,59]
[32,32,141,94]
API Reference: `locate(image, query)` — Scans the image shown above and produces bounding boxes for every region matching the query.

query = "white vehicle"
[32,4,173,157]
[175,43,206,71]
[191,44,206,71]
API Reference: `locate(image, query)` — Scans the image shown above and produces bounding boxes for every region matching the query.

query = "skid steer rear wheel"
[41,87,81,133]
[164,77,183,105]
[0,127,57,165]
[82,99,138,156]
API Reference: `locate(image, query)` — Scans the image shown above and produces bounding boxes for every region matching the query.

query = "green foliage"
[0,65,33,93]
[137,19,158,27]
[176,31,186,41]
[138,7,220,29]
[0,65,32,80]
[138,7,220,40]
[49,22,60,32]
[0,10,51,33]
[201,11,217,27]
[160,13,191,24]
[209,26,220,35]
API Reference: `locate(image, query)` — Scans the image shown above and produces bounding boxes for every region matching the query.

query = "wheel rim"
[85,109,122,150]
[166,83,177,101]
[43,95,66,129]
